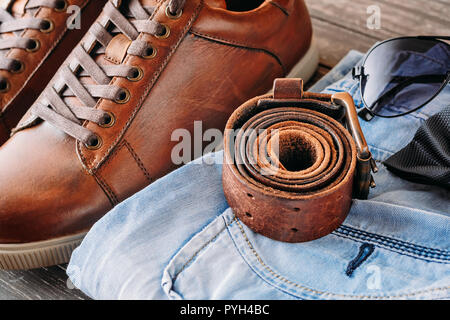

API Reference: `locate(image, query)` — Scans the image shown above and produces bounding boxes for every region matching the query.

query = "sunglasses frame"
[353,36,450,121]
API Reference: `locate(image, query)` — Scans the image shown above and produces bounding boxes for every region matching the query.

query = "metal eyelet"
[54,0,68,12]
[0,79,10,93]
[98,112,116,128]
[155,24,170,39]
[11,60,25,74]
[165,6,182,19]
[85,134,103,150]
[127,66,144,82]
[114,88,130,104]
[142,45,157,59]
[40,19,55,33]
[26,39,41,52]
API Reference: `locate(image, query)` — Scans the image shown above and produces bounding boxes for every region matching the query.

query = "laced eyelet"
[26,39,41,52]
[0,79,10,93]
[40,19,54,33]
[98,112,116,128]
[11,60,25,74]
[155,24,170,39]
[54,0,68,12]
[165,6,182,19]
[85,134,103,150]
[115,88,130,104]
[127,66,144,82]
[142,45,157,59]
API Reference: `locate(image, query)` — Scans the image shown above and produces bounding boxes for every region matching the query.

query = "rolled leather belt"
[223,79,377,243]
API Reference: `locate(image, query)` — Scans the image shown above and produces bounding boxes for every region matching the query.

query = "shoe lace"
[30,0,186,148]
[0,0,66,91]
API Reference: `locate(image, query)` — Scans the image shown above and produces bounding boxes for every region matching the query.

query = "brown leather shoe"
[0,0,318,269]
[0,0,106,146]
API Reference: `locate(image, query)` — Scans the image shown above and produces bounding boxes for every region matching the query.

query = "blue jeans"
[67,51,450,300]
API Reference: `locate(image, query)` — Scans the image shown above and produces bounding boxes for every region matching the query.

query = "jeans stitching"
[337,225,449,257]
[368,145,395,157]
[232,216,450,299]
[333,233,449,265]
[173,219,236,281]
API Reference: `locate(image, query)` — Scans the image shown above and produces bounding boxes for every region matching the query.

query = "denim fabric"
[67,51,450,300]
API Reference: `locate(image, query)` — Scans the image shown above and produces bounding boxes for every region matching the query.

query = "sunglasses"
[352,36,450,121]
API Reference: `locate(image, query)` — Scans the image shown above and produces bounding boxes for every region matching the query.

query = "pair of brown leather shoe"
[0,0,318,270]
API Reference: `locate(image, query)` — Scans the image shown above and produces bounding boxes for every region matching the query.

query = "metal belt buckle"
[331,92,378,199]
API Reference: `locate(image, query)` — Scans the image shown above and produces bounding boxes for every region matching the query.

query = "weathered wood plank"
[306,0,450,39]
[310,18,375,67]
[306,0,450,67]
[0,265,89,300]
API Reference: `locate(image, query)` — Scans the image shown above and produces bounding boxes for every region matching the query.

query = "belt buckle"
[331,92,378,199]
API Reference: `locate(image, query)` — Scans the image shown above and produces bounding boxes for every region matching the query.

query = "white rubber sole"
[286,37,320,83]
[0,233,86,270]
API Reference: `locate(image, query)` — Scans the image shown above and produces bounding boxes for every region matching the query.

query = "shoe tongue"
[204,0,227,9]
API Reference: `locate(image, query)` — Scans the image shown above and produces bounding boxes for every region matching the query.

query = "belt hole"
[293,207,301,212]
[291,228,298,232]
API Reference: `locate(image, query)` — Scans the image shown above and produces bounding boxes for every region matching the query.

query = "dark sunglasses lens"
[361,38,450,117]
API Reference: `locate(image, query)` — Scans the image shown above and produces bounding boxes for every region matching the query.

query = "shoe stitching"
[268,1,289,16]
[91,139,151,201]
[189,29,287,75]
[92,170,119,206]
[123,140,152,182]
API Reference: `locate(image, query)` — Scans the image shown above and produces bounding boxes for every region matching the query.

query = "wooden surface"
[305,0,450,85]
[0,0,449,300]
[0,264,88,300]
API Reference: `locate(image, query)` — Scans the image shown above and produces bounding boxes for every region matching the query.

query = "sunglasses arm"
[417,35,450,41]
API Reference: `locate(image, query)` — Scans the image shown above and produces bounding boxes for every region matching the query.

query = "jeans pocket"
[161,208,301,300]
[162,208,450,300]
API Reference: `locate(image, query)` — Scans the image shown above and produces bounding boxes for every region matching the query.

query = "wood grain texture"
[0,0,448,300]
[306,0,450,67]
[0,265,89,300]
